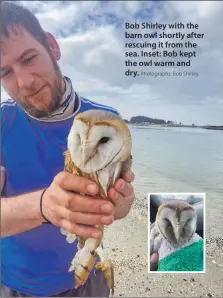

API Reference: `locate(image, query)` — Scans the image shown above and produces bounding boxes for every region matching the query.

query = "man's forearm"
[1,189,45,237]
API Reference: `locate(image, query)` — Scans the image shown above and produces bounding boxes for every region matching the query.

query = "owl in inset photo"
[149,193,205,273]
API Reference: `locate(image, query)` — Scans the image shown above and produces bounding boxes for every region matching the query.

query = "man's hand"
[150,223,160,271]
[108,170,135,220]
[41,171,115,239]
[150,237,159,271]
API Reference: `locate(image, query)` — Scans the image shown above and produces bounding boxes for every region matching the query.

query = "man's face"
[1,26,64,117]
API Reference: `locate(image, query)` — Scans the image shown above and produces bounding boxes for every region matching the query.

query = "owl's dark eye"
[99,137,110,144]
[165,218,172,227]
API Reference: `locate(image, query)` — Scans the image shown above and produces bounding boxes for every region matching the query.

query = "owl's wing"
[62,150,84,244]
[120,155,133,177]
[64,150,82,176]
[150,223,163,253]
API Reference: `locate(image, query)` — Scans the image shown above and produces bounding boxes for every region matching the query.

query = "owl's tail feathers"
[95,260,115,296]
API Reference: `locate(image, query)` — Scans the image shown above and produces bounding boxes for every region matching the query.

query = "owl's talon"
[95,260,114,296]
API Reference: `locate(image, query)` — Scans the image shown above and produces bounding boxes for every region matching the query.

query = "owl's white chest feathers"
[89,162,123,197]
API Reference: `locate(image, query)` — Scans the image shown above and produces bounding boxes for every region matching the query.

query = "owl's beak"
[174,225,181,243]
[82,143,97,166]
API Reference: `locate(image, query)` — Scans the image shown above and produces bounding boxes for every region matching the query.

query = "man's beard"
[21,78,63,118]
[19,52,64,118]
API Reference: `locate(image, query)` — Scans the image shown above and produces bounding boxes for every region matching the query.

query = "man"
[0,2,135,297]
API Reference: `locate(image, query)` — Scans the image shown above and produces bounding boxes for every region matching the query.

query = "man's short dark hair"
[0,1,48,49]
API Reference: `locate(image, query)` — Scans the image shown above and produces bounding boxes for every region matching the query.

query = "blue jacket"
[1,91,120,296]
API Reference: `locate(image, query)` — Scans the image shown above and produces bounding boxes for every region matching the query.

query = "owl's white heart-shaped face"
[67,118,130,173]
[156,200,197,244]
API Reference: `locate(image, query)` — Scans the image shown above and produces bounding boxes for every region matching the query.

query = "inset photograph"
[148,193,205,273]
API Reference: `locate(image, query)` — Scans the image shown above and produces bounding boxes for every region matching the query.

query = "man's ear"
[45,32,61,60]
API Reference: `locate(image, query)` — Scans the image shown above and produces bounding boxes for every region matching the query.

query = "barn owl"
[61,109,132,295]
[155,200,197,245]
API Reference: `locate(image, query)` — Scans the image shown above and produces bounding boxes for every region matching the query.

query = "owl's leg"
[95,243,114,295]
[95,260,114,296]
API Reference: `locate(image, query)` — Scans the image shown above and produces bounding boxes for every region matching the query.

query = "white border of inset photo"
[148,192,206,274]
